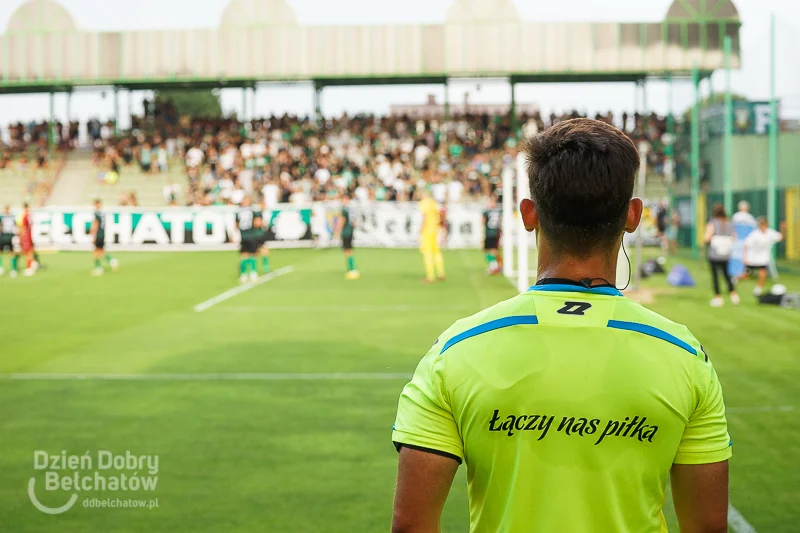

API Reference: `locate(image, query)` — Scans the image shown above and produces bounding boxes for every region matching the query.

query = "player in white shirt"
[741,217,785,296]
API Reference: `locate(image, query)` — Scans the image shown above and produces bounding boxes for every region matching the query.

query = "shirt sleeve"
[674,353,732,465]
[392,344,464,463]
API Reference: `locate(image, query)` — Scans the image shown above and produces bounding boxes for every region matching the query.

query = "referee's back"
[393,284,731,532]
[391,119,731,533]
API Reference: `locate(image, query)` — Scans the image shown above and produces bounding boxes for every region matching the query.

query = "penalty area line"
[0,372,413,381]
[193,265,293,312]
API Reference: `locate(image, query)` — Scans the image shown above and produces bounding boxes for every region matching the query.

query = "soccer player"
[419,192,445,283]
[0,205,20,278]
[90,199,119,276]
[256,197,271,275]
[18,203,36,276]
[392,119,731,533]
[742,217,785,296]
[482,194,502,275]
[334,193,359,280]
[236,196,261,283]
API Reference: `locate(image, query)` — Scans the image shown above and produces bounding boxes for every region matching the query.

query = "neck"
[536,237,620,286]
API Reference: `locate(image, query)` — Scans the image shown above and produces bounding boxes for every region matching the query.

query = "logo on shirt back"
[556,302,592,316]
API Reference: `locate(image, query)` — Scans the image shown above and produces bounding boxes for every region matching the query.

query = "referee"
[392,119,731,533]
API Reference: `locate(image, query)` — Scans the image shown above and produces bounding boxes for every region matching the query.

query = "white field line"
[218,304,477,313]
[193,266,293,312]
[0,372,412,381]
[728,505,758,533]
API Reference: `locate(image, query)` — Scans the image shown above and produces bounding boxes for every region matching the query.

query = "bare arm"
[704,223,715,244]
[671,461,729,533]
[90,219,98,238]
[392,447,459,533]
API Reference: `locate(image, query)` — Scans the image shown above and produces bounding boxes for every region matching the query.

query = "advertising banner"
[312,201,485,249]
[29,206,312,251]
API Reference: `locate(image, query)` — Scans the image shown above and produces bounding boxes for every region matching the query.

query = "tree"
[153,89,222,119]
[681,92,749,121]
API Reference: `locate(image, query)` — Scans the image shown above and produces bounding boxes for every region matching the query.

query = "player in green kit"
[236,197,261,283]
[0,205,20,278]
[90,199,118,276]
[256,197,271,275]
[334,193,359,280]
[392,119,731,533]
[482,194,502,275]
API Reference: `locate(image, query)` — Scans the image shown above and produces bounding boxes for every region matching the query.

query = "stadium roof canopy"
[0,0,741,94]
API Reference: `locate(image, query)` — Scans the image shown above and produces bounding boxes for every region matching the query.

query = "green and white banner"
[30,206,313,251]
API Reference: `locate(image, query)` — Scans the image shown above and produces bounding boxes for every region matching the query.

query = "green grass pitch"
[0,249,797,532]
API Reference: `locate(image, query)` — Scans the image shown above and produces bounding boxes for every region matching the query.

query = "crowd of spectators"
[91,108,670,207]
[2,105,673,208]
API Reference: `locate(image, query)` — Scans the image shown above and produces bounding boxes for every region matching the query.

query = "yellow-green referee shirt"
[393,282,732,533]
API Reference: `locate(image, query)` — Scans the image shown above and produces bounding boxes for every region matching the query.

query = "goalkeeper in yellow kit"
[419,194,446,283]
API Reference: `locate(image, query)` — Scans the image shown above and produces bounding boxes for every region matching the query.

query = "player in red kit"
[19,203,36,276]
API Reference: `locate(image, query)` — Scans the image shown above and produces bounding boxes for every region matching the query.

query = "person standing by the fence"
[705,203,740,307]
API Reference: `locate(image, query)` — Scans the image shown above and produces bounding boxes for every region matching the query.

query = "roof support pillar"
[510,79,517,138]
[444,78,450,121]
[723,35,733,216]
[691,65,701,259]
[768,12,778,232]
[313,81,323,126]
[48,91,56,151]
[113,86,119,137]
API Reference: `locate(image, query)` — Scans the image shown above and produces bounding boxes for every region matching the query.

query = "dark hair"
[524,118,639,257]
[712,203,727,219]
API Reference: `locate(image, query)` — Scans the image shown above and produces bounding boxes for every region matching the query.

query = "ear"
[625,198,644,234]
[520,199,538,233]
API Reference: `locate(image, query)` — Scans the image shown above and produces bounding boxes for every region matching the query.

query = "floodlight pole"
[723,35,733,216]
[768,13,778,231]
[691,66,701,259]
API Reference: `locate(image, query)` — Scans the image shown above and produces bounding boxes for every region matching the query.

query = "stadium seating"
[46,152,180,207]
[0,160,59,207]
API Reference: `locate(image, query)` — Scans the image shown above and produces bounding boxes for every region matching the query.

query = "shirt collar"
[528,279,623,297]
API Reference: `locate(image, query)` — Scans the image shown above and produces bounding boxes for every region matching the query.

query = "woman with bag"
[705,203,740,307]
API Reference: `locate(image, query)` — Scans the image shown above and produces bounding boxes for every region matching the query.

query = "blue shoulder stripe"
[607,320,697,356]
[440,315,538,354]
